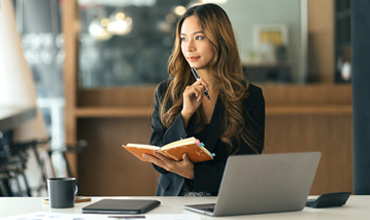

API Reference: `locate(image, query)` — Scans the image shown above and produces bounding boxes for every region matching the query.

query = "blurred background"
[1,0,358,197]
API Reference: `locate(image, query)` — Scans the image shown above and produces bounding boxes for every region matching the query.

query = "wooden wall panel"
[77,117,159,196]
[264,115,353,194]
[262,84,353,194]
[262,84,351,105]
[73,85,352,196]
[77,87,156,107]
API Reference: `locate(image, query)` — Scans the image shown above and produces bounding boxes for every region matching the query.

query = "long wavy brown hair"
[159,3,261,154]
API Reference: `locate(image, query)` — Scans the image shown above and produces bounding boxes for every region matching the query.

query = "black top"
[150,80,265,196]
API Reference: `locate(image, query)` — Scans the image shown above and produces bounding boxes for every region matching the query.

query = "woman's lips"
[187,56,200,62]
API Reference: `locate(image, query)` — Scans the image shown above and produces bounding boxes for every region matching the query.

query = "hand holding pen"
[190,67,211,101]
[181,67,211,128]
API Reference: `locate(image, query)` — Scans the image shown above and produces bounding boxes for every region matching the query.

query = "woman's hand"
[143,152,194,179]
[181,79,209,128]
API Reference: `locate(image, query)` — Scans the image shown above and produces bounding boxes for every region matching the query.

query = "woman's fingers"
[181,79,208,123]
[153,151,171,162]
[192,78,209,91]
[184,84,204,100]
[142,153,161,164]
[144,152,194,179]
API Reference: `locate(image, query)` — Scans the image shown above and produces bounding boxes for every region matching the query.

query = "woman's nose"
[185,40,195,52]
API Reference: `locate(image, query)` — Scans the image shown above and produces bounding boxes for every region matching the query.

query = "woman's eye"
[196,36,204,40]
[181,37,187,42]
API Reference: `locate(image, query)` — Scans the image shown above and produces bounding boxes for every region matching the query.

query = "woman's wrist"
[181,110,193,129]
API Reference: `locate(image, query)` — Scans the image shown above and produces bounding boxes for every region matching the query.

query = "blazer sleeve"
[245,84,265,153]
[149,81,197,174]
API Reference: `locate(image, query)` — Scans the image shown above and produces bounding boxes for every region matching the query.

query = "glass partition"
[77,0,307,88]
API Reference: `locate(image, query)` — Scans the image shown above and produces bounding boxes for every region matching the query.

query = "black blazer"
[149,80,265,196]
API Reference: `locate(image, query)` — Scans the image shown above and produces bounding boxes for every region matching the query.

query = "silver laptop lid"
[213,152,321,216]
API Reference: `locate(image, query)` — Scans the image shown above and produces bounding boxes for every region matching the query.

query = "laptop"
[184,152,321,216]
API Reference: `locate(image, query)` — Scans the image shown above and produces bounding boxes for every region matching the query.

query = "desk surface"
[0,106,36,132]
[0,196,369,219]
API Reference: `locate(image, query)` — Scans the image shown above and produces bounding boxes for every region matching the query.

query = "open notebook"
[184,152,321,216]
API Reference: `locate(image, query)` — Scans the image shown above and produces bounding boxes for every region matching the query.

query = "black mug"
[47,177,78,208]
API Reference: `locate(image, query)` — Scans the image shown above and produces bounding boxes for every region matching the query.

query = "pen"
[190,67,211,100]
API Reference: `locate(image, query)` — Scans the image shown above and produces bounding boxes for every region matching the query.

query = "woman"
[143,3,265,196]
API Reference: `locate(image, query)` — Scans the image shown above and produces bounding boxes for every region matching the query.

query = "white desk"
[0,196,369,219]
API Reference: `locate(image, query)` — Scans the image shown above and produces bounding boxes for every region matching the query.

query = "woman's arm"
[149,81,196,176]
[246,84,265,153]
[149,82,192,147]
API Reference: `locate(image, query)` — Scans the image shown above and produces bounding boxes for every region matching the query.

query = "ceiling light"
[174,6,186,16]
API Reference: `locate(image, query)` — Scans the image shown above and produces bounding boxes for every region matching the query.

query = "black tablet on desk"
[82,199,160,214]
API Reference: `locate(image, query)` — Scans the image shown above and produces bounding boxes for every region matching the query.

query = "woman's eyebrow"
[180,31,204,36]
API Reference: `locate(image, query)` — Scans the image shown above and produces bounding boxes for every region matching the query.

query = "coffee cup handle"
[75,182,79,196]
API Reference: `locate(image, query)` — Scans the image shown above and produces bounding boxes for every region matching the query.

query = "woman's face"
[180,15,215,70]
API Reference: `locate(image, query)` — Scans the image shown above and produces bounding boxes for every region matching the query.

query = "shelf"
[74,105,352,118]
[75,107,153,118]
[267,105,352,115]
[242,62,290,68]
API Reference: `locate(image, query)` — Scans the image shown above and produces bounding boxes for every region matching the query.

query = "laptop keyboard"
[203,207,214,212]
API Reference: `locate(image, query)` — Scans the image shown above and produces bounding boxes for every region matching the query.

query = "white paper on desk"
[1,211,107,220]
[146,214,201,220]
[2,212,201,220]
